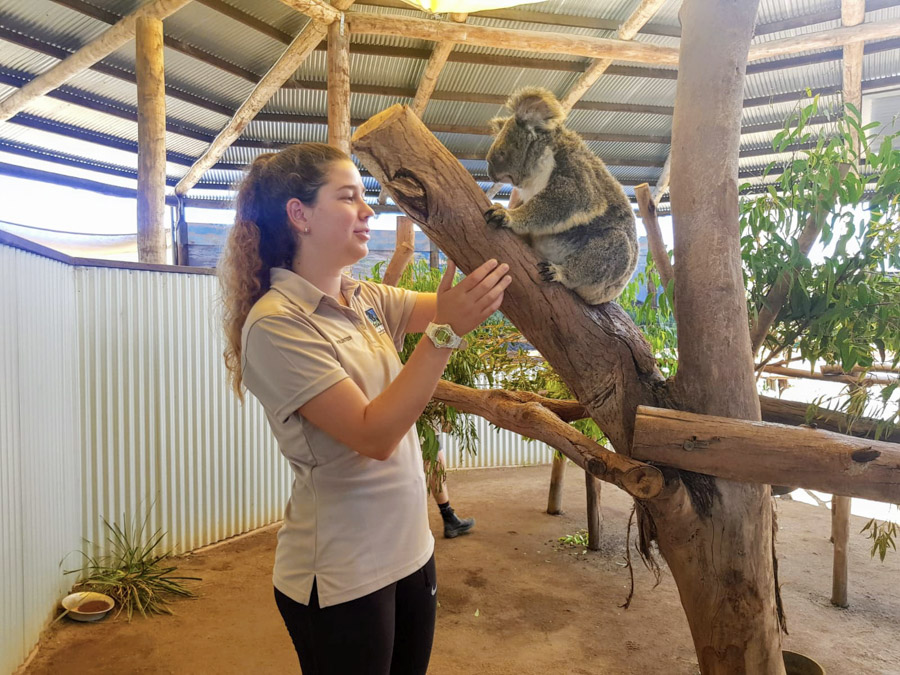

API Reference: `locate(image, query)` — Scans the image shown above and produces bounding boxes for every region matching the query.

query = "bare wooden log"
[633,406,900,503]
[759,394,900,444]
[750,163,851,353]
[327,18,351,155]
[135,15,167,264]
[432,381,662,499]
[831,495,852,607]
[175,0,356,195]
[634,183,673,290]
[346,13,680,66]
[277,0,342,25]
[586,471,602,550]
[0,0,192,124]
[559,0,667,111]
[382,216,415,286]
[547,453,567,515]
[653,154,671,204]
[843,0,866,157]
[747,18,900,62]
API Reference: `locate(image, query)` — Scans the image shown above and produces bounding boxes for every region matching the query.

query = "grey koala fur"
[484,87,638,305]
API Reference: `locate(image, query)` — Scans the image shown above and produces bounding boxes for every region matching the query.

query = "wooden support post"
[633,406,900,502]
[0,0,191,124]
[547,453,567,515]
[585,470,602,550]
[842,0,866,155]
[135,15,167,264]
[327,17,351,155]
[382,216,415,286]
[831,495,852,607]
[429,237,439,269]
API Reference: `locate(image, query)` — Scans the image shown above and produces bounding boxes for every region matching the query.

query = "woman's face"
[298,160,376,269]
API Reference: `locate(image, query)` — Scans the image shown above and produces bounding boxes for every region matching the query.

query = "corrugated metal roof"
[0,0,897,216]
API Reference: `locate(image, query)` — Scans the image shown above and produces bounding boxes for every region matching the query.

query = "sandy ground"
[20,465,900,675]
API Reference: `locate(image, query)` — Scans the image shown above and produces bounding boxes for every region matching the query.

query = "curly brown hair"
[218,143,350,397]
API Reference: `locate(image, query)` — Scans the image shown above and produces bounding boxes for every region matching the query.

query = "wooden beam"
[277,0,342,25]
[135,15,167,264]
[842,0,866,155]
[632,406,900,503]
[760,365,897,387]
[748,18,900,62]
[560,0,667,111]
[174,0,356,195]
[327,18,351,154]
[346,13,680,65]
[0,0,192,124]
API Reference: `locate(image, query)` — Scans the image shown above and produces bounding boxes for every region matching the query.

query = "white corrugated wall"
[2,239,552,674]
[1,246,81,675]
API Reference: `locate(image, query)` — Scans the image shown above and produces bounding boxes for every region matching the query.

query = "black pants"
[274,555,437,675]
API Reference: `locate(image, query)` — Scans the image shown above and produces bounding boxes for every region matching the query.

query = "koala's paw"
[484,204,511,230]
[537,261,564,283]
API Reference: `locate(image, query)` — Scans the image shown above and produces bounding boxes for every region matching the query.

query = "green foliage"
[741,98,900,374]
[557,529,589,549]
[861,518,898,562]
[619,253,678,378]
[65,512,199,620]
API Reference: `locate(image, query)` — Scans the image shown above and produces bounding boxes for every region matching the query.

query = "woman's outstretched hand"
[434,259,512,335]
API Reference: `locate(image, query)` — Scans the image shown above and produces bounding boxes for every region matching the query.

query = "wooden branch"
[633,406,900,503]
[749,164,851,353]
[433,381,663,499]
[327,19,351,155]
[277,0,342,25]
[760,365,897,387]
[747,19,900,62]
[346,13,680,65]
[135,15,167,264]
[352,104,663,455]
[382,215,415,286]
[0,0,192,124]
[175,0,356,194]
[653,154,671,204]
[560,0,667,111]
[634,183,673,290]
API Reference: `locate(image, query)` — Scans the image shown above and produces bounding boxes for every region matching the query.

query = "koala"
[484,87,638,305]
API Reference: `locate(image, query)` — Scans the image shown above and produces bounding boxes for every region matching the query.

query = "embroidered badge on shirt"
[364,308,386,334]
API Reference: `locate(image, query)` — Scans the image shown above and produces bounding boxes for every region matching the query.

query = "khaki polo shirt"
[241,267,434,607]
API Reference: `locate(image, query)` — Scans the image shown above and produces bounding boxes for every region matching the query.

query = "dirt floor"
[20,465,900,675]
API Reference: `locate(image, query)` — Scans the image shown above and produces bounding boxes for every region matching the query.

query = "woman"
[219,143,511,674]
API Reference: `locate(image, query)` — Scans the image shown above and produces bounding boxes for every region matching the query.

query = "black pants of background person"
[274,555,437,675]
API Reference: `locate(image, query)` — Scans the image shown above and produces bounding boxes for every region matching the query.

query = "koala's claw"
[484,204,510,229]
[537,262,557,282]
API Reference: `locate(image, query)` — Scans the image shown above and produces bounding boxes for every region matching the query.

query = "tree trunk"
[135,15,167,264]
[585,471,602,550]
[659,1,784,672]
[547,453,567,515]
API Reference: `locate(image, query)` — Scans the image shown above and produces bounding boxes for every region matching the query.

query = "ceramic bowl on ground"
[783,650,825,675]
[61,592,115,622]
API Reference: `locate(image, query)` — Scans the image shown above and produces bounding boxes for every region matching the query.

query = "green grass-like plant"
[66,513,200,620]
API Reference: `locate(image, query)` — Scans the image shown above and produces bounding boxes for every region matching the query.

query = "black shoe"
[443,509,475,539]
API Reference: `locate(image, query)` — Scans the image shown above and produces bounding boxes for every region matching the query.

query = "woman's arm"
[300,260,510,460]
[406,292,437,334]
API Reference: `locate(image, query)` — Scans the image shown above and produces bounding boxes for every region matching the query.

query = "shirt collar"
[269,267,361,315]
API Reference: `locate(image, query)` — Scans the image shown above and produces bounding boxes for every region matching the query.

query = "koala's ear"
[489,116,510,134]
[507,87,565,130]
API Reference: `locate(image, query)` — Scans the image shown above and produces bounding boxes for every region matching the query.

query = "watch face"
[434,326,453,344]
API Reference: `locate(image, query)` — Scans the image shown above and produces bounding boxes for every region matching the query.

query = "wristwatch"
[424,322,468,350]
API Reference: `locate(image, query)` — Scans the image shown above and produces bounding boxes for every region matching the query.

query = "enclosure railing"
[0,231,553,674]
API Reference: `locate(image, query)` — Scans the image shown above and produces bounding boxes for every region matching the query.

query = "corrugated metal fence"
[0,237,553,674]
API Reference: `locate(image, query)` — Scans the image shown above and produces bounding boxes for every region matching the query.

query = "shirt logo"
[364,308,386,335]
[335,335,353,344]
